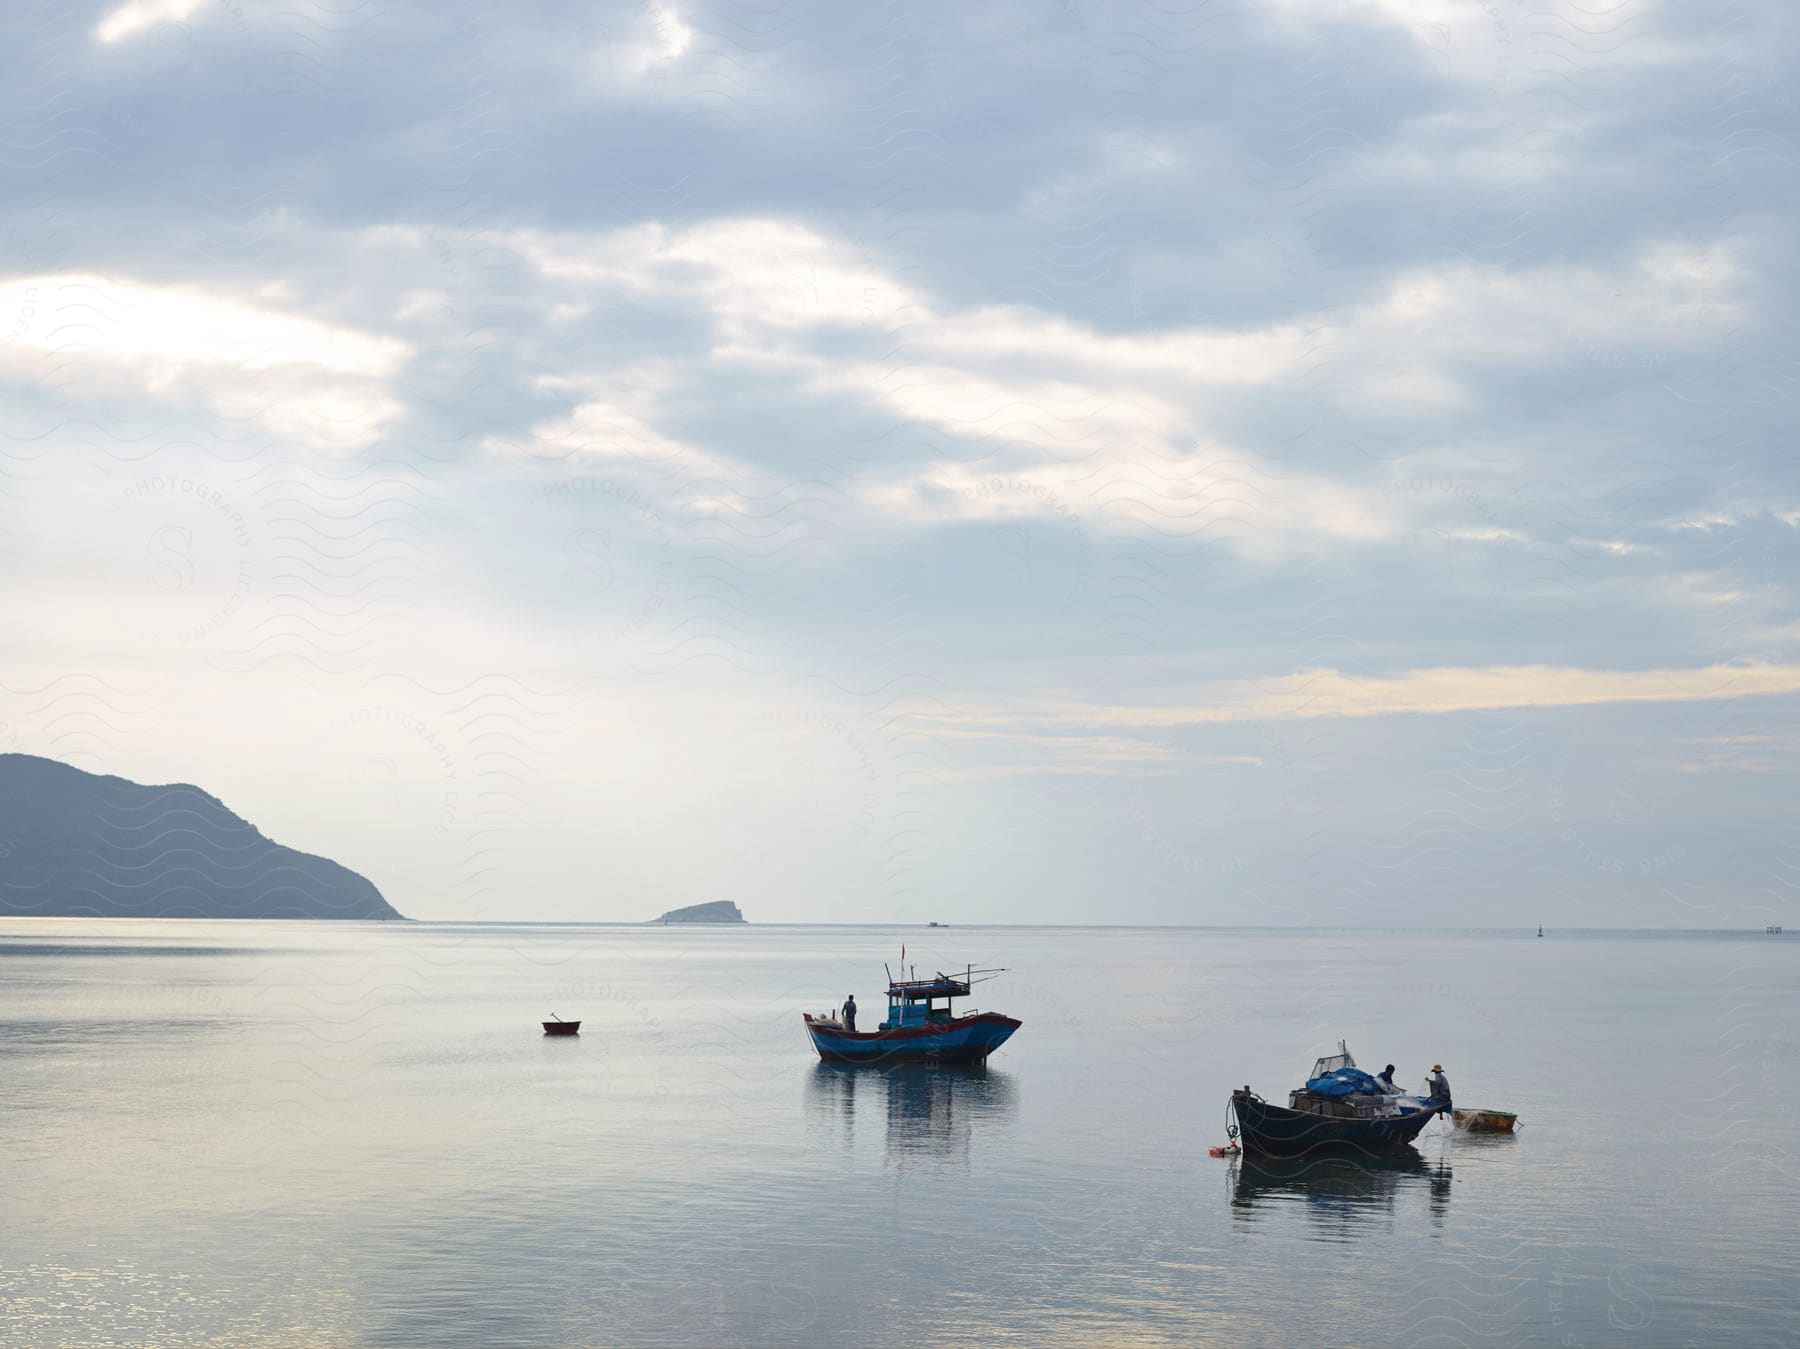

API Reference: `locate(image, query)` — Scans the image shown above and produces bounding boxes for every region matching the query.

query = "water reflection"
[1229,1151,1451,1241]
[0,1017,237,1056]
[1450,1130,1520,1151]
[805,1064,1017,1167]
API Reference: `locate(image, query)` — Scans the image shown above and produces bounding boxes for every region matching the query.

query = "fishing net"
[1302,1066,1388,1097]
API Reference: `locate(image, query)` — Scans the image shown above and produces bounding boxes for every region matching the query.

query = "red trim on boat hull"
[803,1011,1021,1065]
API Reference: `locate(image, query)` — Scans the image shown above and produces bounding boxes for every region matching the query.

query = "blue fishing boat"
[803,964,1021,1066]
[1229,1043,1448,1156]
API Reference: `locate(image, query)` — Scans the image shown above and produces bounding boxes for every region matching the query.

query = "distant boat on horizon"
[1537,925,1543,937]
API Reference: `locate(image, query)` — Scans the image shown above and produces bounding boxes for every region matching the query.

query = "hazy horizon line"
[1,916,1786,935]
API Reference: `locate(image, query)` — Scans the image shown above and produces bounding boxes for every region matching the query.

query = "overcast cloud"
[2,0,1795,924]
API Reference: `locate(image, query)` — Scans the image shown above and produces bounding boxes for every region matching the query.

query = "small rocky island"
[652,900,746,924]
[0,753,401,921]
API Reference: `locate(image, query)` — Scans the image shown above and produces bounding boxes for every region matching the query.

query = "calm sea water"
[2,921,1794,1348]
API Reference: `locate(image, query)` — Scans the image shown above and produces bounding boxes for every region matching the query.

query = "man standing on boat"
[1426,1064,1451,1106]
[841,994,857,1032]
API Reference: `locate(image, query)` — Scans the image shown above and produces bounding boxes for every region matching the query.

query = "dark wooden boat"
[1231,1086,1445,1155]
[542,1015,580,1036]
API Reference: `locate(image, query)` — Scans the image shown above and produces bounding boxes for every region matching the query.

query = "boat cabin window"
[885,976,976,1028]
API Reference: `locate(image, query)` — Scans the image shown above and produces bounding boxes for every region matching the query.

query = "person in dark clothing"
[1377,1064,1398,1091]
[841,994,857,1032]
[1426,1064,1451,1106]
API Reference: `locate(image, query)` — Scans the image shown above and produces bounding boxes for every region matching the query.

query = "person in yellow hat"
[1425,1063,1452,1106]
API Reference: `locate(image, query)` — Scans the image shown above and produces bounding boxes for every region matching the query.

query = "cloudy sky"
[2,0,1795,925]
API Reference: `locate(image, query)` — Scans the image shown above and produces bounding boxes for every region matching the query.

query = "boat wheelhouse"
[803,964,1021,1066]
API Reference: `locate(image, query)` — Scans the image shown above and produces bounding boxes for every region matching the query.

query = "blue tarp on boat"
[1304,1066,1387,1097]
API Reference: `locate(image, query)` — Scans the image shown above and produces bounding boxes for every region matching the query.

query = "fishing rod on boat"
[933,965,1007,984]
[884,964,1009,987]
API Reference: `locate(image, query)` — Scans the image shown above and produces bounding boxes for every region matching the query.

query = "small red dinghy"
[542,1014,581,1036]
